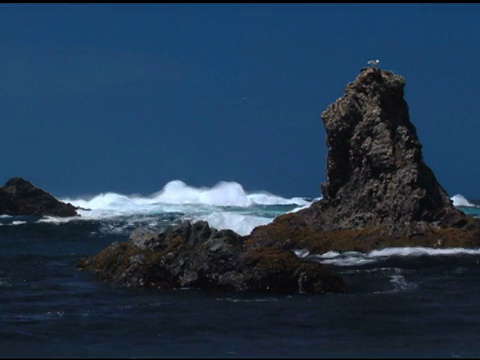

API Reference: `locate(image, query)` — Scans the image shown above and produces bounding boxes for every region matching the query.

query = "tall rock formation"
[0,177,77,217]
[248,67,480,252]
[316,67,464,230]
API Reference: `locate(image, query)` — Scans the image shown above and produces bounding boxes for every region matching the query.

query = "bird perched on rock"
[368,59,380,67]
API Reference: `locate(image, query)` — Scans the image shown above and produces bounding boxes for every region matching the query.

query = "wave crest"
[63,180,310,211]
[56,180,312,236]
[451,194,476,207]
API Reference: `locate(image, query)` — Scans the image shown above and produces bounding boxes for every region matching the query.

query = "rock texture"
[78,220,347,294]
[248,67,480,253]
[319,67,463,229]
[0,177,77,217]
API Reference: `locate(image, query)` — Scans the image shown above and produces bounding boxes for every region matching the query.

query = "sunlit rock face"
[317,67,463,231]
[248,68,480,252]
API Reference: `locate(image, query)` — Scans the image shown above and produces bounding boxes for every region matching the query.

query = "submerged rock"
[0,177,77,217]
[248,67,480,252]
[78,220,347,294]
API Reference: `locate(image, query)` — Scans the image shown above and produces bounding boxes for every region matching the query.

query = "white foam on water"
[293,249,310,258]
[248,193,310,206]
[451,194,476,207]
[194,211,273,236]
[9,221,27,226]
[152,180,237,206]
[318,256,378,266]
[368,247,480,257]
[309,247,480,266]
[54,179,313,234]
[317,250,340,259]
[37,216,78,224]
[61,180,310,216]
[150,180,310,207]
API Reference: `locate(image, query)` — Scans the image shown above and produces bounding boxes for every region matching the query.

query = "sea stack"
[247,67,480,252]
[0,177,77,217]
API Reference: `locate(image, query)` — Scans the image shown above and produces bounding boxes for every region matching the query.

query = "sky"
[1,4,480,200]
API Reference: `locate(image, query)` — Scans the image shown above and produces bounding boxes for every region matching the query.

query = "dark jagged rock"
[318,67,463,229]
[0,177,77,217]
[78,220,347,294]
[248,67,480,253]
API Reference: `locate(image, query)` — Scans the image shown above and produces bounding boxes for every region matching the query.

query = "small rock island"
[78,220,346,294]
[0,177,77,217]
[78,67,480,294]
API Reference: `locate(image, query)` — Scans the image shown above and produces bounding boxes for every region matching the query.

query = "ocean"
[1,180,480,358]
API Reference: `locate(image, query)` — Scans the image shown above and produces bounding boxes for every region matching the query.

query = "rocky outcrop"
[318,67,464,229]
[248,67,480,253]
[0,177,77,217]
[78,66,480,295]
[78,220,347,294]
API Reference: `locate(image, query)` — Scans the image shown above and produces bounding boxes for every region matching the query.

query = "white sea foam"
[194,212,273,236]
[153,180,310,207]
[293,249,310,258]
[451,194,476,207]
[37,205,276,236]
[368,247,480,257]
[318,254,378,266]
[38,216,78,224]
[56,179,312,234]
[316,250,339,259]
[8,221,27,226]
[308,247,480,266]
[62,180,310,212]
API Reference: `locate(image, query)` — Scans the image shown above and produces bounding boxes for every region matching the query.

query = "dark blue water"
[2,215,480,358]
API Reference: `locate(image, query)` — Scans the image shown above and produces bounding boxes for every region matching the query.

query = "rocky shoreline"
[77,67,480,294]
[6,67,480,295]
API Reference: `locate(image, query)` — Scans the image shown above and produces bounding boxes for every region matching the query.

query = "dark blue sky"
[2,4,480,199]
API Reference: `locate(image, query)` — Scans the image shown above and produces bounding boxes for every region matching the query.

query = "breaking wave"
[62,180,310,211]
[55,180,311,236]
[451,194,477,207]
